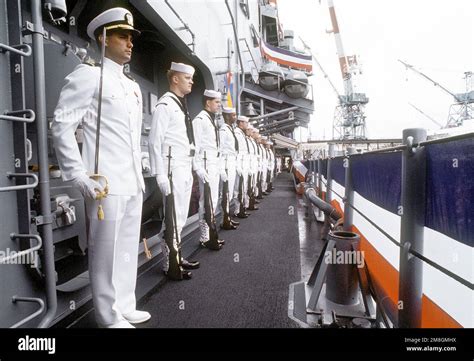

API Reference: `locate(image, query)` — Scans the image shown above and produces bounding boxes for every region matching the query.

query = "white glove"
[141,152,151,173]
[72,173,104,200]
[236,166,242,176]
[156,174,171,196]
[220,171,228,182]
[195,168,209,183]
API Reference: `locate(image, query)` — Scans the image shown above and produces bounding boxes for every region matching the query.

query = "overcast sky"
[277,0,474,140]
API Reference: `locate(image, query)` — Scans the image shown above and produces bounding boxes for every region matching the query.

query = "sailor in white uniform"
[259,136,268,195]
[219,107,240,228]
[266,140,275,191]
[51,8,150,328]
[148,62,201,280]
[233,116,250,218]
[276,156,282,174]
[193,90,226,248]
[247,127,260,207]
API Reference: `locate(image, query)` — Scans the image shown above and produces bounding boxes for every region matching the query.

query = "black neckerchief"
[248,137,256,154]
[204,109,219,148]
[226,123,239,152]
[236,127,250,152]
[169,92,195,146]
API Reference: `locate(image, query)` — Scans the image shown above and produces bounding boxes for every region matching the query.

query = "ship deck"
[67,172,325,328]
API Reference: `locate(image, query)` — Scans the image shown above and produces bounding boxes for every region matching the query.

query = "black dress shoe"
[230,219,240,226]
[182,270,192,280]
[236,213,249,219]
[221,223,237,230]
[180,259,200,270]
[248,206,259,210]
[218,239,225,245]
[255,200,260,204]
[262,191,269,196]
[200,240,222,250]
[164,270,192,281]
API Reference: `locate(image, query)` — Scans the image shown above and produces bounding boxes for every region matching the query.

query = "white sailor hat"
[267,141,273,145]
[203,89,221,99]
[170,62,195,76]
[222,107,236,114]
[237,115,249,123]
[87,7,140,40]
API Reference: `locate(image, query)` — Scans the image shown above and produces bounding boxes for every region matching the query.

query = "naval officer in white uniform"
[193,90,226,248]
[148,62,201,280]
[51,8,150,328]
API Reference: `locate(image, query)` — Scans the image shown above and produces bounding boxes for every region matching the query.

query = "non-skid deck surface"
[140,172,301,328]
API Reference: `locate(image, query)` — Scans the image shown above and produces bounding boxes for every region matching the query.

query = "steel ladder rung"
[0,42,32,57]
[0,109,36,123]
[0,172,38,192]
[0,233,42,264]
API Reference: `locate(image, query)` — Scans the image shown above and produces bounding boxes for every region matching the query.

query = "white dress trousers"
[86,193,142,326]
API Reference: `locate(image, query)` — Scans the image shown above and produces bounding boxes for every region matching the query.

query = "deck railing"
[303,129,473,328]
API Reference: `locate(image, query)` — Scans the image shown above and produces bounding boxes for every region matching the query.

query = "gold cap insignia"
[125,12,134,26]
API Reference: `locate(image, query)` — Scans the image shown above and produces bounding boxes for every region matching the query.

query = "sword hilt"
[90,174,109,220]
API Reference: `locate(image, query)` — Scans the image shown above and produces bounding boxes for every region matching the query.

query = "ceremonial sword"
[91,26,109,220]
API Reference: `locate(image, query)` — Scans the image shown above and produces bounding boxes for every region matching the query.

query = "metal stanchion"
[343,147,356,232]
[398,128,427,328]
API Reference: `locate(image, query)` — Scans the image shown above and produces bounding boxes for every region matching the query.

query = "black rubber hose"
[305,187,342,223]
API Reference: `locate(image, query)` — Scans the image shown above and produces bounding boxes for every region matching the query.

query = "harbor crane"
[300,0,368,140]
[325,0,368,140]
[399,60,474,128]
[408,102,444,128]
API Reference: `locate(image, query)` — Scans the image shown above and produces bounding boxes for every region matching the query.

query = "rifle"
[256,171,264,199]
[236,156,246,217]
[248,173,258,210]
[220,156,233,229]
[267,169,272,192]
[163,146,184,280]
[203,152,221,250]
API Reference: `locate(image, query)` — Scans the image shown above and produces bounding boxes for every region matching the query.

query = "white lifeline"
[148,91,196,260]
[219,123,239,207]
[193,110,221,219]
[233,127,250,210]
[51,58,145,327]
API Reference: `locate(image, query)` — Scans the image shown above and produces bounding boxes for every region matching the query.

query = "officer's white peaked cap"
[87,7,140,40]
[170,62,195,75]
[203,90,221,99]
[237,115,249,123]
[222,107,236,114]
